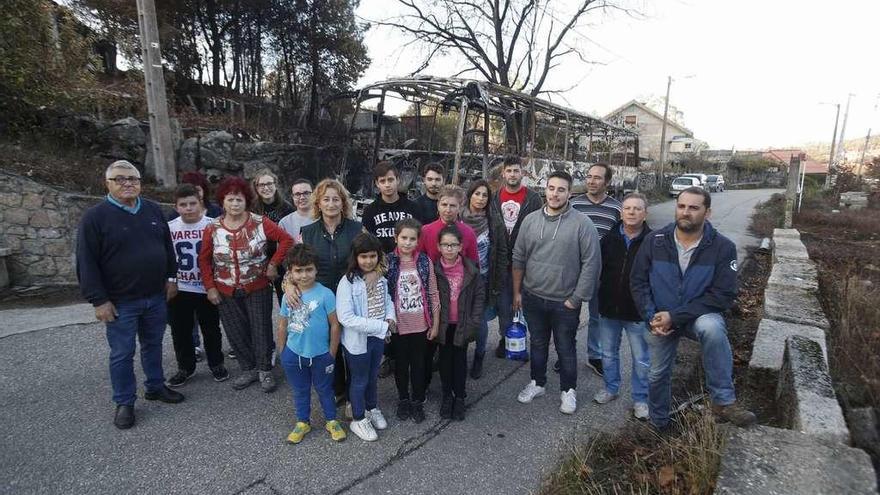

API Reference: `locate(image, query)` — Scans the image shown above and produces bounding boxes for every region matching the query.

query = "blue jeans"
[345,337,384,420]
[598,317,650,402]
[105,293,167,406]
[583,283,601,360]
[523,291,581,391]
[645,313,736,428]
[280,347,337,423]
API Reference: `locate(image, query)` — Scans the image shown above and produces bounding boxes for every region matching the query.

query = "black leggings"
[439,324,468,398]
[395,332,427,402]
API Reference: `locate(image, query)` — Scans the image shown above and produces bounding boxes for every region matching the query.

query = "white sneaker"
[593,389,619,404]
[517,380,546,403]
[633,402,649,420]
[367,408,387,430]
[349,417,378,442]
[560,389,577,414]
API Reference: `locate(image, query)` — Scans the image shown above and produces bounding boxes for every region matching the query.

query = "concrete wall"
[0,171,103,286]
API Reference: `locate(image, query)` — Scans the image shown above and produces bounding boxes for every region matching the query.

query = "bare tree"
[380,0,638,96]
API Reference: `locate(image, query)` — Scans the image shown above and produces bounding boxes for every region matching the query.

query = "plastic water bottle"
[505,310,528,361]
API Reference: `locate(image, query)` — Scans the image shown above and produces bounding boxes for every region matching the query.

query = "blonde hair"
[250,168,283,213]
[438,184,465,204]
[312,179,354,220]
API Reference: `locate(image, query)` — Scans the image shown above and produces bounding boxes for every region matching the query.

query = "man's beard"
[676,218,702,233]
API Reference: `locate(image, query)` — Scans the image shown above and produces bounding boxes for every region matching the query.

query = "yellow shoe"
[286,422,311,444]
[325,420,347,442]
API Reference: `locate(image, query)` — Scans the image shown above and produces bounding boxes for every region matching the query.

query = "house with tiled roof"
[605,100,705,162]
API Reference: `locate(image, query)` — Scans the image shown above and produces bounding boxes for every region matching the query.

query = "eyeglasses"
[292,191,312,197]
[256,181,276,189]
[107,176,141,185]
[439,243,461,250]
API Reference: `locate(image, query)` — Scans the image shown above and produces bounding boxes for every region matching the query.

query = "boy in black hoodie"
[362,161,420,254]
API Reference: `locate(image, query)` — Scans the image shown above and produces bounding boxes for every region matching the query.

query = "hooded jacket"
[511,203,601,305]
[598,221,651,321]
[629,221,738,328]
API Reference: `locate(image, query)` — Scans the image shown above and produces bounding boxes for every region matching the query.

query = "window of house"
[684,143,692,149]
[624,115,637,126]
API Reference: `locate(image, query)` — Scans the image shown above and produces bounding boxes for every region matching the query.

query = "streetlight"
[818,101,841,189]
[658,74,695,182]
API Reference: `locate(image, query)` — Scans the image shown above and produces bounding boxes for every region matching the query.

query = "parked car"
[706,174,725,192]
[680,173,708,186]
[669,176,702,197]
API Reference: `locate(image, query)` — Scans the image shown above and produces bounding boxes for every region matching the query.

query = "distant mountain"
[799,134,880,163]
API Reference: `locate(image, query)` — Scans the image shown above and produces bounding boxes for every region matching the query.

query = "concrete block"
[714,425,878,495]
[766,258,819,292]
[749,319,827,384]
[772,236,810,263]
[776,335,849,444]
[847,407,880,459]
[772,228,801,240]
[764,285,830,329]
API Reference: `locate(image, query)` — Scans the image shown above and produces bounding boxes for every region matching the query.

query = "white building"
[604,100,705,161]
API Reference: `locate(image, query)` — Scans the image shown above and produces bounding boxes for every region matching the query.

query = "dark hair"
[395,217,422,238]
[181,171,211,197]
[466,179,491,211]
[438,223,463,244]
[588,163,613,182]
[345,232,384,281]
[373,161,398,181]
[547,170,573,188]
[285,243,319,268]
[423,162,445,178]
[291,178,313,189]
[215,176,253,208]
[502,154,521,168]
[173,183,200,202]
[679,186,711,209]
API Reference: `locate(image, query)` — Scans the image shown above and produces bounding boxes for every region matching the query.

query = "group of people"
[76,155,755,444]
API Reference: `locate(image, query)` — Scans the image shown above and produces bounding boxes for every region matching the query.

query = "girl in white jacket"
[336,233,396,441]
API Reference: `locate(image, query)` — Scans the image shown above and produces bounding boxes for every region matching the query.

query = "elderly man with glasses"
[76,160,184,430]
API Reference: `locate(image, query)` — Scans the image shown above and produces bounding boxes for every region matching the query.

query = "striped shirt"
[570,194,622,239]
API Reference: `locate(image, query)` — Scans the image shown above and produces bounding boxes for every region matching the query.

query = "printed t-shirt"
[499,187,528,235]
[395,257,428,334]
[168,215,212,294]
[279,283,336,358]
[475,230,490,276]
[441,256,465,323]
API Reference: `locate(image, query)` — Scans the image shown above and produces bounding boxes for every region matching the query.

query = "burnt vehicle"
[324,76,639,200]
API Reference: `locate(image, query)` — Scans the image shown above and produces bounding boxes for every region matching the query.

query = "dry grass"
[541,404,724,495]
[749,193,785,238]
[795,209,880,241]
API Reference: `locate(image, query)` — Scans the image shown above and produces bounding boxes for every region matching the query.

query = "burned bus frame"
[328,76,639,194]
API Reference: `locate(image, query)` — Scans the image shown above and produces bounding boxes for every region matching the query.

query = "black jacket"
[362,195,419,253]
[489,186,542,265]
[434,257,485,347]
[598,221,651,322]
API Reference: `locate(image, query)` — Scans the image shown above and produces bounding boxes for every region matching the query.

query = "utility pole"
[823,103,840,189]
[136,0,176,187]
[835,93,854,167]
[657,76,672,183]
[858,95,880,171]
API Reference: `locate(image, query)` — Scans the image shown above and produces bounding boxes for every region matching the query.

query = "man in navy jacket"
[76,160,183,429]
[630,187,755,429]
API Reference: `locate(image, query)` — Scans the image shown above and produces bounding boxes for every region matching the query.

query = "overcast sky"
[355,0,880,151]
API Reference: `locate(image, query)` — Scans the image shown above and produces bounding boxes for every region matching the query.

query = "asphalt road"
[0,189,780,495]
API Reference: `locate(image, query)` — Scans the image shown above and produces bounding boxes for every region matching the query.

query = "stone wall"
[0,171,103,286]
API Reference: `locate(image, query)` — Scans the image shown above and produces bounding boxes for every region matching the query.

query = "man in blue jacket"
[630,187,755,429]
[76,160,184,430]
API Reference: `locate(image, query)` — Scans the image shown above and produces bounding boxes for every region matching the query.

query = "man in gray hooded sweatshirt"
[511,170,601,415]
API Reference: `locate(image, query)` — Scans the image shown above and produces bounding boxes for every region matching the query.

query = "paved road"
[647,188,783,263]
[0,189,779,495]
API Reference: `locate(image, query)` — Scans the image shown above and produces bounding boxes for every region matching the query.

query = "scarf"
[460,207,489,237]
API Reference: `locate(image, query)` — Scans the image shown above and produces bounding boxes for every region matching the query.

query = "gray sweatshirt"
[512,203,601,305]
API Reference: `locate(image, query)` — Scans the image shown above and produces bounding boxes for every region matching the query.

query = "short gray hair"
[105,160,140,179]
[622,192,648,209]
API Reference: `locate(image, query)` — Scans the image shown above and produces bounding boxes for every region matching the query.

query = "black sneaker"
[396,399,411,421]
[210,365,230,382]
[166,369,195,388]
[411,402,425,423]
[586,358,604,377]
[452,397,466,421]
[440,395,453,419]
[495,338,506,358]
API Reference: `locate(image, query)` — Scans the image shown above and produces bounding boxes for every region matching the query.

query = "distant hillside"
[799,134,880,162]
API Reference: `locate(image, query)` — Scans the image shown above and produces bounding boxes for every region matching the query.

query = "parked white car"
[706,174,725,192]
[669,176,702,197]
[680,173,708,186]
